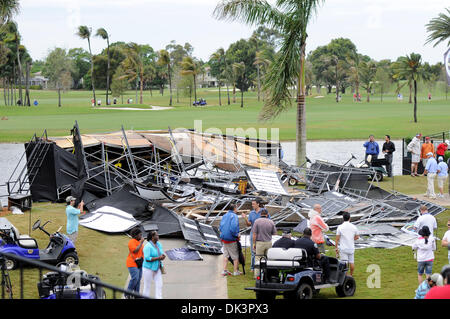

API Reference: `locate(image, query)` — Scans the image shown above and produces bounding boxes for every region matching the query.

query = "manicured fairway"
[0,87,449,143]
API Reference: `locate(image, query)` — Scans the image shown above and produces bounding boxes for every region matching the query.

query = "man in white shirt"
[442,219,450,264]
[335,212,359,276]
[414,205,438,237]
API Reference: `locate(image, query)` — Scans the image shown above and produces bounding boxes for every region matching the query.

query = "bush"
[29,85,42,90]
[444,151,450,163]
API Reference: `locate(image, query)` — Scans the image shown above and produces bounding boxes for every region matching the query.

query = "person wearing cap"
[414,273,443,299]
[125,228,145,298]
[424,153,438,199]
[425,265,450,299]
[436,140,449,158]
[412,226,436,285]
[65,196,85,244]
[273,230,295,249]
[407,134,422,176]
[420,137,435,171]
[363,135,379,163]
[382,135,395,177]
[436,156,448,198]
[242,198,270,272]
[442,218,450,264]
[252,208,277,278]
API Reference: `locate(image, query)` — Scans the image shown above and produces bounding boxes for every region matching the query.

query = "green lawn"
[227,175,450,299]
[0,87,449,143]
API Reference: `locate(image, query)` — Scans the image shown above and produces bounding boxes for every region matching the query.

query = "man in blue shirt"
[363,135,379,163]
[242,198,270,272]
[424,153,438,199]
[436,156,448,198]
[219,204,244,276]
[65,196,85,244]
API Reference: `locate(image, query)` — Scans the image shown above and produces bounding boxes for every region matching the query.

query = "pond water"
[0,140,403,205]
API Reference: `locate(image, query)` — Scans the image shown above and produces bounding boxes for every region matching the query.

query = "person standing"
[363,135,379,162]
[219,204,243,276]
[252,209,277,278]
[242,198,270,272]
[273,230,295,249]
[407,133,422,176]
[421,137,435,171]
[437,156,449,198]
[436,140,449,158]
[125,228,145,298]
[335,212,360,277]
[413,205,438,237]
[412,226,436,285]
[442,219,450,264]
[424,153,438,199]
[414,273,443,299]
[382,135,395,177]
[142,231,165,299]
[309,204,329,254]
[65,196,85,244]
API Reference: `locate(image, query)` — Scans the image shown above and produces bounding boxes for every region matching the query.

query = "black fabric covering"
[26,142,58,202]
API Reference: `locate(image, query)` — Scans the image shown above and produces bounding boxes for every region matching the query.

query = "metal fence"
[0,251,148,299]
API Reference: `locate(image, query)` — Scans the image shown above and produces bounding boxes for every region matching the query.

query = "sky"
[15,0,450,64]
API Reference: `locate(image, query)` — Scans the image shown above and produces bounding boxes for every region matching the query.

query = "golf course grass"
[0,86,449,143]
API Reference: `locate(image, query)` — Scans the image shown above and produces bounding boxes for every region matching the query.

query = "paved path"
[124,238,228,299]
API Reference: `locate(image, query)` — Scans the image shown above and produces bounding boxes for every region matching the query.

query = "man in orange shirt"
[125,228,145,298]
[421,137,435,172]
[309,204,329,254]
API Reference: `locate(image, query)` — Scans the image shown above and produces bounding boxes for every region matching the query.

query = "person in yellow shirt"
[421,137,435,173]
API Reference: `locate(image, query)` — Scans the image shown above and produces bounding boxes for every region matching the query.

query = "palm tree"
[0,0,20,26]
[425,8,450,48]
[158,49,173,106]
[359,61,377,103]
[210,48,226,106]
[120,43,145,104]
[77,25,96,104]
[214,0,324,165]
[96,28,110,105]
[392,53,429,123]
[253,50,271,102]
[181,56,199,103]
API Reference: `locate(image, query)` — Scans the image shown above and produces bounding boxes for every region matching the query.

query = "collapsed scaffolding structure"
[2,122,447,254]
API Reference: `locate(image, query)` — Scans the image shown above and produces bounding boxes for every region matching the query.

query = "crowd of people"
[216,196,450,299]
[407,135,449,199]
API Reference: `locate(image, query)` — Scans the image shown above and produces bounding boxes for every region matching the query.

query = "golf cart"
[348,154,387,181]
[246,248,356,300]
[0,218,78,270]
[193,98,207,106]
[37,263,106,299]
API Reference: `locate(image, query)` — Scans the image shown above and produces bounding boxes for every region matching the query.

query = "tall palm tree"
[253,50,271,102]
[214,0,324,165]
[0,0,20,26]
[77,25,96,104]
[96,28,110,105]
[120,43,145,104]
[181,56,199,102]
[425,8,450,48]
[210,48,226,106]
[359,60,377,103]
[158,49,173,106]
[392,53,429,123]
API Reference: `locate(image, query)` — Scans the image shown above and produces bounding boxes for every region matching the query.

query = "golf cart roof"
[0,218,13,231]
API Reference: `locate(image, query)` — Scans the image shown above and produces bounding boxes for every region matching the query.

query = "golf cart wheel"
[96,287,107,299]
[62,252,79,266]
[375,171,383,181]
[336,276,356,297]
[4,257,17,270]
[255,291,276,301]
[288,178,297,186]
[296,283,313,300]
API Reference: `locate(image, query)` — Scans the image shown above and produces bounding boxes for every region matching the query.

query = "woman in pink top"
[309,204,329,253]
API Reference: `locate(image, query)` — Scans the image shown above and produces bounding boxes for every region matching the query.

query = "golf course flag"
[445,48,450,86]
